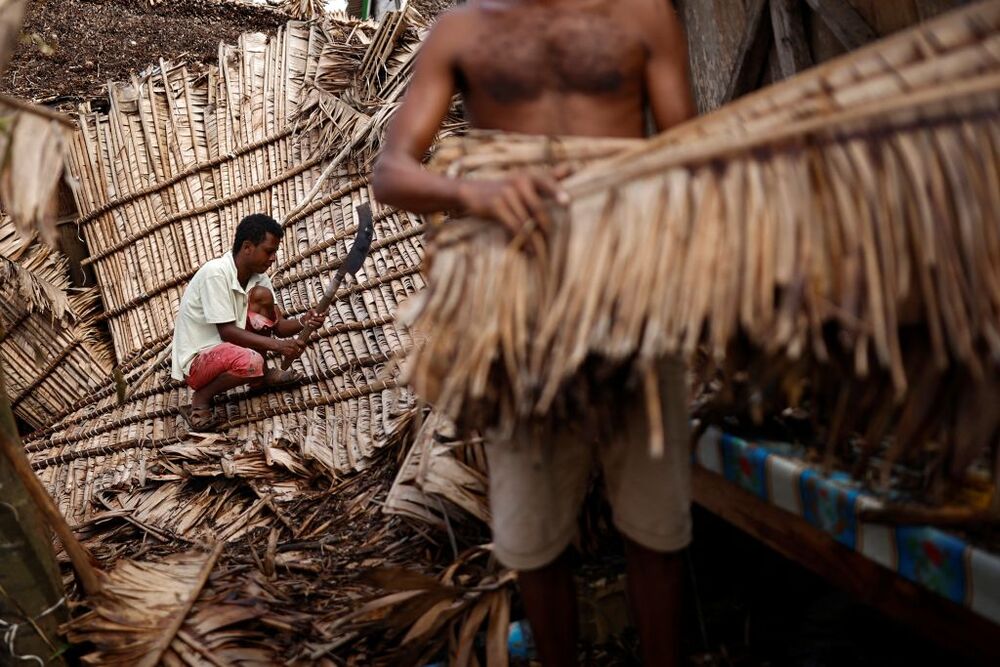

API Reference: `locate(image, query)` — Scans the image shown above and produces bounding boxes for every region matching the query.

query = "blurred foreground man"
[374,1,695,664]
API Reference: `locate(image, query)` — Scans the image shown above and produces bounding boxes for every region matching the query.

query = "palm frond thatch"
[0,255,70,321]
[0,105,71,248]
[27,13,427,529]
[64,544,224,666]
[282,0,328,20]
[400,4,1000,496]
[0,216,113,428]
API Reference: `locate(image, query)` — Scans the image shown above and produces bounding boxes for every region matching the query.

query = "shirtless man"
[374,2,694,664]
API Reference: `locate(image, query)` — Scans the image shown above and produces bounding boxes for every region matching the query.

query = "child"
[247,285,277,336]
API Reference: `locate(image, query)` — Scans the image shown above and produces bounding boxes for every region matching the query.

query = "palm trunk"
[0,357,68,664]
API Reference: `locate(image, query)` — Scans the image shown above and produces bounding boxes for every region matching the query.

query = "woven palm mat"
[0,217,113,430]
[21,10,437,527]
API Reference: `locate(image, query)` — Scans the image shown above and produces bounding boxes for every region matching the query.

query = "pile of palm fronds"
[60,429,511,665]
[282,0,329,20]
[400,2,1000,501]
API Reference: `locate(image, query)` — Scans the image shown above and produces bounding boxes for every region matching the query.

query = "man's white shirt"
[171,252,273,380]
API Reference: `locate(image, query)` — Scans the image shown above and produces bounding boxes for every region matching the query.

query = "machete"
[282,203,375,370]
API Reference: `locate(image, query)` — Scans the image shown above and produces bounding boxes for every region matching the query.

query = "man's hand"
[300,308,327,330]
[457,172,571,236]
[271,338,306,361]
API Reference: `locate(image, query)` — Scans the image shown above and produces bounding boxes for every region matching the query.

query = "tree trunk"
[0,357,67,664]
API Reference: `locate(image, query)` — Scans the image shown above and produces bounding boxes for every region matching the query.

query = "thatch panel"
[0,218,113,429]
[27,9,423,523]
[67,24,341,362]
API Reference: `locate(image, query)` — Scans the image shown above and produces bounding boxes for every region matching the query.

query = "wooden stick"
[804,0,878,51]
[0,360,101,596]
[0,93,75,128]
[723,0,773,104]
[771,0,813,80]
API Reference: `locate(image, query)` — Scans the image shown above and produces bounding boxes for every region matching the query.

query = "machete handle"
[280,266,348,370]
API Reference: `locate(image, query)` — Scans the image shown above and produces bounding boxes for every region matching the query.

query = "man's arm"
[640,0,696,132]
[272,312,303,338]
[373,9,567,234]
[373,12,467,214]
[217,322,301,357]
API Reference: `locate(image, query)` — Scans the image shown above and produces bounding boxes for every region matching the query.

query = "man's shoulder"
[202,254,232,274]
[426,3,480,36]
[191,254,234,285]
[251,271,273,290]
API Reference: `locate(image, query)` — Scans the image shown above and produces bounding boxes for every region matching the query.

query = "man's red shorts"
[185,342,264,390]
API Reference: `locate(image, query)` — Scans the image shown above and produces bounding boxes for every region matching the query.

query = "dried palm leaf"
[65,544,224,666]
[0,255,70,322]
[0,107,71,248]
[385,411,490,529]
[320,547,514,667]
[169,596,276,666]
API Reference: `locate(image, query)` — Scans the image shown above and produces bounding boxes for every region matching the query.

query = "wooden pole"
[770,0,813,80]
[723,0,773,104]
[0,358,102,596]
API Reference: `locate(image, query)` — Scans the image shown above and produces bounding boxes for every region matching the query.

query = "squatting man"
[171,214,326,431]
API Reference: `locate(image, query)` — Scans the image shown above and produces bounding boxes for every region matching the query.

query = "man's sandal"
[179,404,219,432]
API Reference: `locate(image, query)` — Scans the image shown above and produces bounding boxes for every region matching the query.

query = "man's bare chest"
[455,9,647,104]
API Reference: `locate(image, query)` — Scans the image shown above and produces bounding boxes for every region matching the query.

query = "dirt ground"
[1,0,288,106]
[2,0,455,107]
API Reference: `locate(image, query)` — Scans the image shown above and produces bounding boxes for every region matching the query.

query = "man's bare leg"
[191,371,258,409]
[517,549,579,667]
[625,537,683,667]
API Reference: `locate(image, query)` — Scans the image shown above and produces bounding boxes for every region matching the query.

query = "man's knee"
[239,350,264,377]
[216,343,263,379]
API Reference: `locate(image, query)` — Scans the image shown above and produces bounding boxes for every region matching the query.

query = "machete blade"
[345,203,375,275]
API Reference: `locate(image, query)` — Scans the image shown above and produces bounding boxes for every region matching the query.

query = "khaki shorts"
[486,357,692,570]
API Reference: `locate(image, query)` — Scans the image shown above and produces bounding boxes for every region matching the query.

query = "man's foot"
[179,404,218,432]
[262,367,301,387]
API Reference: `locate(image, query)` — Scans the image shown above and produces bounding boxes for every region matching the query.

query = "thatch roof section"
[0,218,113,429]
[12,8,497,662]
[385,411,490,530]
[25,11,431,525]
